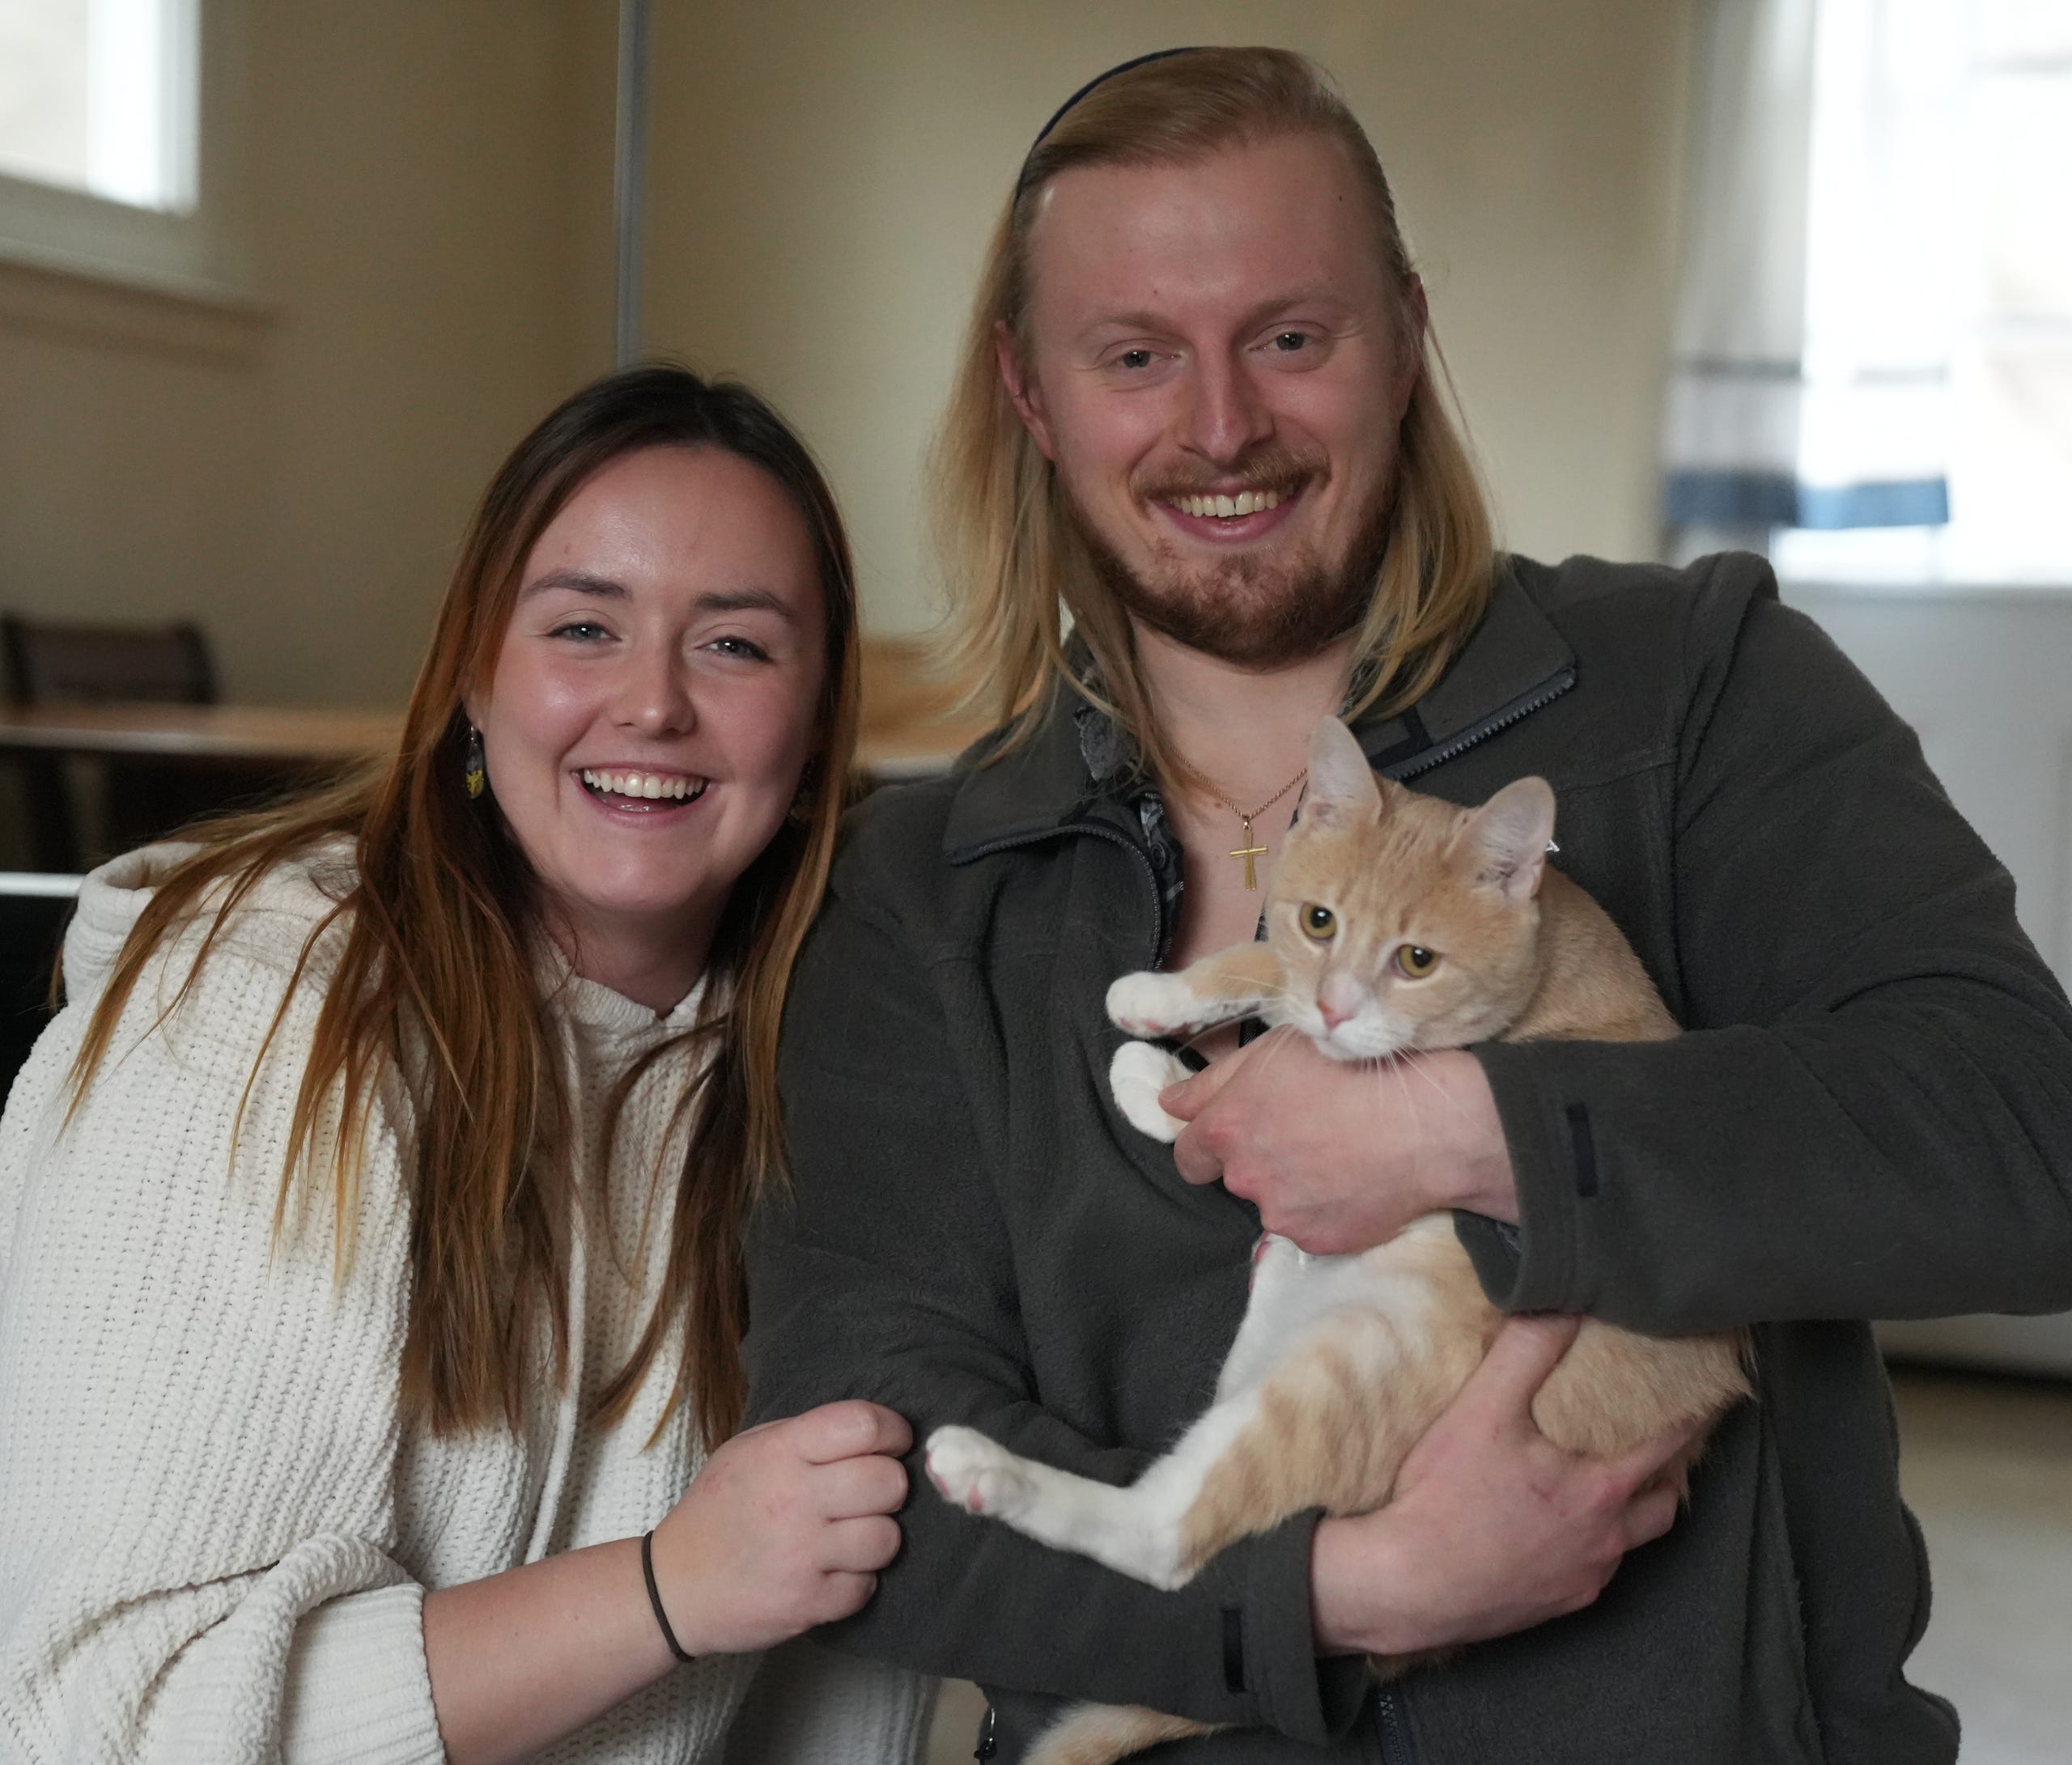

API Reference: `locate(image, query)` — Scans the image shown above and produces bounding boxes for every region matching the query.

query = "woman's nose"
[613,645,697,737]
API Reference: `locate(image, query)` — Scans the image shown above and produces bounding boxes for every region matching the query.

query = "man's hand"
[1161,1027,1518,1252]
[1311,1315,1695,1656]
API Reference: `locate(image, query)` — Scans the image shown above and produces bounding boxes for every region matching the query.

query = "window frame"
[0,0,253,309]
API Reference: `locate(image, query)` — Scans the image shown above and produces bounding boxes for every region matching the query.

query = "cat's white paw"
[1110,1041,1188,1143]
[924,1425,1036,1521]
[1106,971,1203,1037]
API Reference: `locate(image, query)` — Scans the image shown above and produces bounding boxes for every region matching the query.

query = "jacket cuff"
[1470,1043,1584,1313]
[1205,1510,1370,1745]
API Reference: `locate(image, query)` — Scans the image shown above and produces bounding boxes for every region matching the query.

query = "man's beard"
[1068,453,1397,671]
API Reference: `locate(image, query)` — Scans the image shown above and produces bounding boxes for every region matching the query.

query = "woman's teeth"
[1170,488,1285,520]
[580,769,707,802]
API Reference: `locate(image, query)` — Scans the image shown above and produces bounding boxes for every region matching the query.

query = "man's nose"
[1178,351,1273,465]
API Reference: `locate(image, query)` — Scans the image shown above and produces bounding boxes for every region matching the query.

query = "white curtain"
[1663,0,1964,545]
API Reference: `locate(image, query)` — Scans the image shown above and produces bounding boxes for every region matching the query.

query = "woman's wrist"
[422,1536,681,1765]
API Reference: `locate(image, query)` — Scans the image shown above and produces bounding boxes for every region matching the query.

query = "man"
[745,48,2072,1763]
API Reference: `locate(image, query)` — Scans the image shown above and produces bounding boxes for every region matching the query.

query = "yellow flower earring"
[464,725,487,800]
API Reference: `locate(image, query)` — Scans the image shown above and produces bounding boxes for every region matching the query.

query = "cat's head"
[1265,717,1556,1062]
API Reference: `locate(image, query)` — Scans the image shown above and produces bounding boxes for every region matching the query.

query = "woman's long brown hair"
[66,365,860,1450]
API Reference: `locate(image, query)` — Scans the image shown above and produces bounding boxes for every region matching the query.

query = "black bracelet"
[640,1530,694,1664]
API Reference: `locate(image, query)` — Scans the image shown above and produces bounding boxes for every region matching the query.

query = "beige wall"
[0,1,1697,702]
[0,0,605,708]
[639,0,1699,634]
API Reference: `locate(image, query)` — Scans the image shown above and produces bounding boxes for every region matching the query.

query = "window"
[0,0,197,212]
[0,0,241,305]
[1665,0,2072,587]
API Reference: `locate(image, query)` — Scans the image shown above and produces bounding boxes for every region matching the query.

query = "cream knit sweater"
[0,844,932,1763]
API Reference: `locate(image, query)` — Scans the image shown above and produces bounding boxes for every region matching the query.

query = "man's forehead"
[1022,132,1387,320]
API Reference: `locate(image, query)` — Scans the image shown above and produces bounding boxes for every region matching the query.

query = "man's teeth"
[1171,488,1285,520]
[580,770,705,800]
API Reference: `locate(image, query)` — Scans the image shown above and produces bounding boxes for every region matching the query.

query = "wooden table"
[0,703,403,763]
[0,641,992,783]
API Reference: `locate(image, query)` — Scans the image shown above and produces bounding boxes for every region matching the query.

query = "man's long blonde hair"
[934,47,1497,783]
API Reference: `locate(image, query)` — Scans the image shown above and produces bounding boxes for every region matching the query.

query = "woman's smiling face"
[468,443,826,1008]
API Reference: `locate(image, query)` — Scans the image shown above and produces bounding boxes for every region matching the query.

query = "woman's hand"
[424,1400,909,1765]
[1311,1316,1694,1655]
[1161,1029,1518,1253]
[648,1399,911,1657]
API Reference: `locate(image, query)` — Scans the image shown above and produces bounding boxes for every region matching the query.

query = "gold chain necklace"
[1211,766,1307,889]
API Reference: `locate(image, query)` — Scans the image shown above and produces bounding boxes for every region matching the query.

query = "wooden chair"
[0,616,270,872]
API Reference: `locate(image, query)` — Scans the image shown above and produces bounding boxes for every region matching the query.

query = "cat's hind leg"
[1026,1704,1221,1765]
[923,1392,1268,1591]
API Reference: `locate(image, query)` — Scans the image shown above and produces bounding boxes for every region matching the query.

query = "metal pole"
[613,0,650,367]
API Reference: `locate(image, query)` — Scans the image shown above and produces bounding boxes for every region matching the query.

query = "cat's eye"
[1394,944,1441,978]
[1300,903,1336,941]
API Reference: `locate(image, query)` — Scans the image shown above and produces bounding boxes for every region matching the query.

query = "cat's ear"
[1303,716,1382,827]
[1458,777,1556,903]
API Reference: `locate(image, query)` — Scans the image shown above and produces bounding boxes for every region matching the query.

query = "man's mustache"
[1133,445,1323,503]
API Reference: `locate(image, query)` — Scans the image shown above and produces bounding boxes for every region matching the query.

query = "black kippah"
[1015,47,1201,195]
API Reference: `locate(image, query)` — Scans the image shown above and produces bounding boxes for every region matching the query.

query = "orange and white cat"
[924,715,1751,1765]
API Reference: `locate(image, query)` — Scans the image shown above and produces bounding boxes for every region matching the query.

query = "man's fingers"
[1603,1413,1706,1491]
[1170,1118,1225,1186]
[792,1400,914,1465]
[1619,1482,1684,1551]
[1158,1042,1249,1122]
[1452,1313,1584,1425]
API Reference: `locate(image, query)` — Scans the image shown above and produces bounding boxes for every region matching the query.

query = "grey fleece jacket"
[744,552,2072,1764]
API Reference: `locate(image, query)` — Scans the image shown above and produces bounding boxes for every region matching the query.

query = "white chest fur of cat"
[923,716,1751,1765]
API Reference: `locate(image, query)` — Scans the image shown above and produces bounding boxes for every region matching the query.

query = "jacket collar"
[942,560,1576,863]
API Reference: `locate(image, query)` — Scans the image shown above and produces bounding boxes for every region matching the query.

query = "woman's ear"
[1303,716,1382,827]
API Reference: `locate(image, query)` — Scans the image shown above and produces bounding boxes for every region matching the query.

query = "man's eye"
[1115,348,1156,371]
[1271,331,1310,352]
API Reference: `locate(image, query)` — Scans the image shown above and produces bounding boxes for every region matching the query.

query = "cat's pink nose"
[1318,975,1364,1029]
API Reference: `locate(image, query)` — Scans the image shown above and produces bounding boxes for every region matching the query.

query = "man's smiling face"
[1001,129,1423,669]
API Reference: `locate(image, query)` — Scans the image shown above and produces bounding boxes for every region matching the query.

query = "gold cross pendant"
[1230,817,1268,889]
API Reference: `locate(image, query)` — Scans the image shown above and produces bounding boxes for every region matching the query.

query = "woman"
[0,367,926,1763]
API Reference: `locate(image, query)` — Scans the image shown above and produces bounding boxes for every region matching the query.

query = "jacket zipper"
[1376,1686,1416,1763]
[950,818,1168,965]
[1391,666,1578,781]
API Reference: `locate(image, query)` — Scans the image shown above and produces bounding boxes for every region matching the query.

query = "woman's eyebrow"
[694,588,800,622]
[520,572,799,622]
[522,568,627,600]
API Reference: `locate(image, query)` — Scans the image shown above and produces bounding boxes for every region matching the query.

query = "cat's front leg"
[1104,942,1286,1039]
[1109,1041,1191,1141]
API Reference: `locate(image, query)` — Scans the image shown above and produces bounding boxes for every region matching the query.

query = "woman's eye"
[707,635,771,662]
[1301,903,1336,940]
[550,619,609,642]
[1394,945,1441,978]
